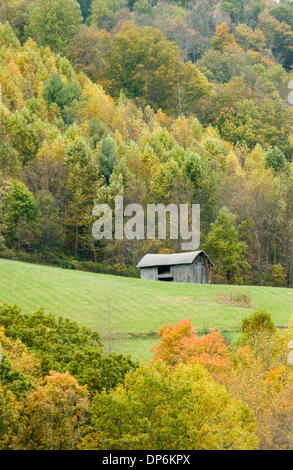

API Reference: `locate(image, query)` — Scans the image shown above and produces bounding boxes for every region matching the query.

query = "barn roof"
[136,251,213,268]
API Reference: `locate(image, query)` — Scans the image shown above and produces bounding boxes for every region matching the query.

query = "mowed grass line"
[0,258,293,360]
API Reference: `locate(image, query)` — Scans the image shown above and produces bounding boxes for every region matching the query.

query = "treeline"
[0,303,292,449]
[0,1,293,285]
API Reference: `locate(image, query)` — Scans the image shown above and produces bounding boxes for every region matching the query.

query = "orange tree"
[152,319,231,379]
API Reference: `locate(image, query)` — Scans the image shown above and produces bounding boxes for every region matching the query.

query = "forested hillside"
[1,0,293,452]
[0,0,293,286]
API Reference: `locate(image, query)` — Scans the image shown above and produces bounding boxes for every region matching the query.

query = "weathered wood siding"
[171,258,207,283]
[140,266,158,280]
[139,254,208,284]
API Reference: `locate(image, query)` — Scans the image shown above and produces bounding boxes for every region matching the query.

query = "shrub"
[216,289,253,307]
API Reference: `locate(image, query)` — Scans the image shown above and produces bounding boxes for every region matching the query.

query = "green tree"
[97,136,118,184]
[271,3,293,30]
[205,207,250,284]
[221,0,245,24]
[0,21,20,48]
[261,13,293,70]
[3,181,38,250]
[184,151,217,227]
[43,74,81,111]
[34,190,64,253]
[0,303,137,395]
[28,0,82,53]
[265,147,288,173]
[77,0,93,20]
[5,109,39,163]
[0,1,30,42]
[0,138,21,178]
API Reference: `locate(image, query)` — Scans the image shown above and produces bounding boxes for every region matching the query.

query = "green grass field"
[0,258,293,361]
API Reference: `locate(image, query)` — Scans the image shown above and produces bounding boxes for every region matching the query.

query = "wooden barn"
[136,251,213,284]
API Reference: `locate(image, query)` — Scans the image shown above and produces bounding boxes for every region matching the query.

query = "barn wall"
[190,260,207,283]
[171,264,193,282]
[140,256,209,283]
[171,259,207,284]
[140,266,158,280]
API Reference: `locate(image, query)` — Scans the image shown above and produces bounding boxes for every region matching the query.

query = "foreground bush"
[91,361,258,450]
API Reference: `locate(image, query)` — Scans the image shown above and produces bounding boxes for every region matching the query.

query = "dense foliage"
[0,303,137,394]
[0,0,292,286]
[0,304,292,449]
[92,361,258,450]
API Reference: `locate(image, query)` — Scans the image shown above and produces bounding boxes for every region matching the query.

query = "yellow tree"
[225,311,293,449]
[0,384,20,450]
[91,361,258,450]
[21,371,90,450]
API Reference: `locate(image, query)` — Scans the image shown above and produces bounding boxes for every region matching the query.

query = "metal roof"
[136,251,213,268]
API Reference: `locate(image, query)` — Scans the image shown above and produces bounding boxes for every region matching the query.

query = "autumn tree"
[66,26,111,83]
[106,22,210,114]
[226,348,293,449]
[64,138,100,257]
[90,0,119,30]
[28,0,82,53]
[21,371,90,450]
[234,24,265,52]
[152,319,231,378]
[0,384,20,450]
[239,310,277,360]
[211,23,235,51]
[270,264,286,287]
[232,167,287,278]
[91,361,258,450]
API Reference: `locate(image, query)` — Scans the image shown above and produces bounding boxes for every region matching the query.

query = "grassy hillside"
[0,258,292,361]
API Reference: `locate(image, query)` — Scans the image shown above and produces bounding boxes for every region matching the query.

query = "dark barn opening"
[157,265,173,281]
